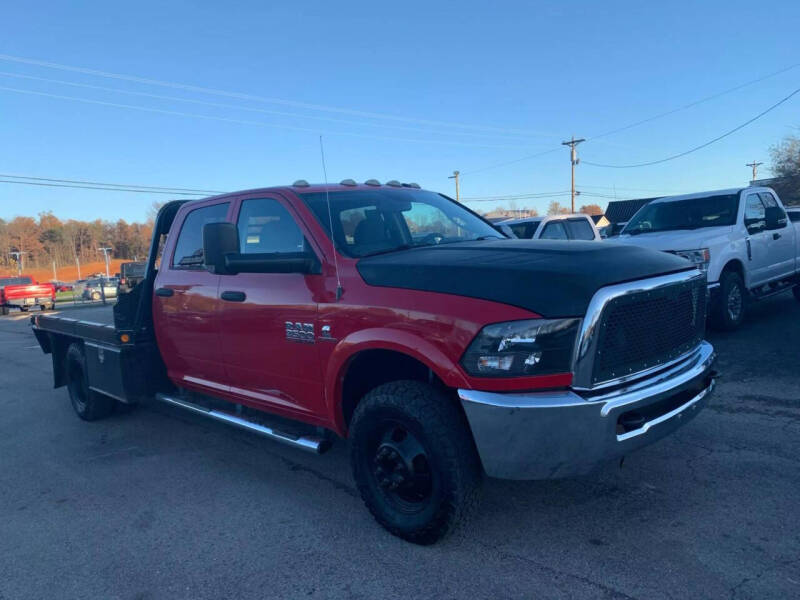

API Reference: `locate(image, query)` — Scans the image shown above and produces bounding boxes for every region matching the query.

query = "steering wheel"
[418,232,445,245]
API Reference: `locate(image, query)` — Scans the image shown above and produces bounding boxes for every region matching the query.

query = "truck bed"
[34,306,121,346]
[31,300,165,405]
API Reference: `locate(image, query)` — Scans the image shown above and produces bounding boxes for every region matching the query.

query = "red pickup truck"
[31,182,717,543]
[1,276,56,315]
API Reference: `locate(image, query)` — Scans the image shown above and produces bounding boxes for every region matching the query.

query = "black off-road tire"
[710,270,747,331]
[0,306,8,316]
[66,343,116,421]
[349,380,483,545]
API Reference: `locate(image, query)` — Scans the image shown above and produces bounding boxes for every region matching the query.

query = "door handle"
[155,287,174,297]
[221,291,246,302]
[773,232,781,240]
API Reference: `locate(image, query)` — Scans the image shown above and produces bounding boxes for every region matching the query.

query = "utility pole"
[9,251,26,276]
[746,160,763,182]
[448,170,460,202]
[98,247,112,278]
[75,256,81,280]
[562,136,585,212]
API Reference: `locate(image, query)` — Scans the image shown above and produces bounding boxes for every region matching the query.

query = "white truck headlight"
[673,248,710,272]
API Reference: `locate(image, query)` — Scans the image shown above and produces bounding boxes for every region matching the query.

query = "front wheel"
[349,381,483,545]
[710,271,746,331]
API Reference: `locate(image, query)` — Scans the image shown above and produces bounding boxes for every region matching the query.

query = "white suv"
[614,187,800,329]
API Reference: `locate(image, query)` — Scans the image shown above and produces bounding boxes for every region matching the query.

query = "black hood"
[356,240,694,317]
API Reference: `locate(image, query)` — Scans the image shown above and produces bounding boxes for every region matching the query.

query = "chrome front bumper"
[459,341,716,480]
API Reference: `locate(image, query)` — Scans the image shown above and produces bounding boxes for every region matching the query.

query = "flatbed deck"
[34,306,120,346]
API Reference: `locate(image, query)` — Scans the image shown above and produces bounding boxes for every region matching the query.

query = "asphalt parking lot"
[1,297,798,600]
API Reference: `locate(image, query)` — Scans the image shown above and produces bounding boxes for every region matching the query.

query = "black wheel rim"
[367,419,435,513]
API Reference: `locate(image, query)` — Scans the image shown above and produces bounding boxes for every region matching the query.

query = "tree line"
[0,213,153,273]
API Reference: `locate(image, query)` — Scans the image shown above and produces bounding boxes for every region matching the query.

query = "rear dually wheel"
[66,343,116,421]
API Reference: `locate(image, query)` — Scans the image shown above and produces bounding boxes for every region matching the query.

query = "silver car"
[82,278,119,301]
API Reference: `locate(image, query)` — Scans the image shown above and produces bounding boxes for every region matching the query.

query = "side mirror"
[202,222,319,275]
[764,206,786,230]
[203,222,240,274]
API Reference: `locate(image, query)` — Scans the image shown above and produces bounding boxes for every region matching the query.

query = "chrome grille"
[591,275,705,385]
[571,270,707,390]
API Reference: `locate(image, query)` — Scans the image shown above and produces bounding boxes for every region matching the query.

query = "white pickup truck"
[614,187,800,330]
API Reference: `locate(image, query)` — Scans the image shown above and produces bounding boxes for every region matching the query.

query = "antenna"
[319,136,343,301]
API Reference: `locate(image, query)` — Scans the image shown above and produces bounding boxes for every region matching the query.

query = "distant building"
[482,208,538,222]
[750,175,800,206]
[603,197,659,235]
[589,214,610,228]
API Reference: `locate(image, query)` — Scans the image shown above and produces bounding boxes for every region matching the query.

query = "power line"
[459,62,800,176]
[462,193,571,203]
[0,173,223,194]
[460,148,560,176]
[587,62,800,141]
[583,85,800,168]
[0,85,535,150]
[0,53,555,138]
[0,179,207,195]
[0,71,540,142]
[580,183,691,194]
[461,190,570,200]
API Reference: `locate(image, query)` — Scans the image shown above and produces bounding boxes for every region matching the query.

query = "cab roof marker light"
[365,179,381,186]
[340,179,357,186]
[402,182,421,189]
[386,180,402,187]
[292,179,310,187]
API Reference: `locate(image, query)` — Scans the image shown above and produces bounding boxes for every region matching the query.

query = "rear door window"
[171,203,230,269]
[540,221,568,240]
[565,218,596,240]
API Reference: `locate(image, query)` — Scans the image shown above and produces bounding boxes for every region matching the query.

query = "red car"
[0,276,56,315]
[32,183,716,543]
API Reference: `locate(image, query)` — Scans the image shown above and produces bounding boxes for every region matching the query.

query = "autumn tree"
[547,201,570,215]
[0,211,153,272]
[579,203,603,216]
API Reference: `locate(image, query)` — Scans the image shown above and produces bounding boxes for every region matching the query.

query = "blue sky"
[2,0,799,222]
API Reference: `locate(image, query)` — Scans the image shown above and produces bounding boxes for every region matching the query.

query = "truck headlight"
[673,248,710,272]
[461,318,580,377]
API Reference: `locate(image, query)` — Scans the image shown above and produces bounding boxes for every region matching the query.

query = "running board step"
[155,393,331,454]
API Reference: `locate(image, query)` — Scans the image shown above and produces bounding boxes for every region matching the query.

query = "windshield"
[301,189,503,257]
[623,194,739,235]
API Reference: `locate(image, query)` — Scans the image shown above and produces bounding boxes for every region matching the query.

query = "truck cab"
[504,213,602,241]
[614,187,800,329]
